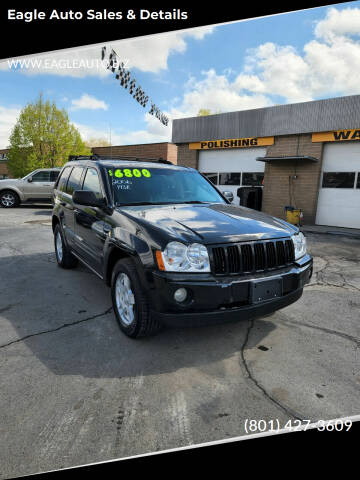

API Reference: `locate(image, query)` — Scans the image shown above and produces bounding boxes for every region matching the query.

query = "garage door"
[316,143,360,228]
[198,148,265,204]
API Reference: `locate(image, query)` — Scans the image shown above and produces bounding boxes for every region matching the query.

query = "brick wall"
[176,136,323,224]
[166,143,178,164]
[0,162,9,176]
[176,144,198,168]
[0,148,10,177]
[262,134,323,224]
[92,143,177,164]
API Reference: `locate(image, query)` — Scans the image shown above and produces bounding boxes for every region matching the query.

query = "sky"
[1,2,360,149]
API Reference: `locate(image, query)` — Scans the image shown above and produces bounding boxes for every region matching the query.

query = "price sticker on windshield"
[108,168,151,178]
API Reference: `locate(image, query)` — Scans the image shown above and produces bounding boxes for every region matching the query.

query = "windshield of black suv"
[107,165,226,206]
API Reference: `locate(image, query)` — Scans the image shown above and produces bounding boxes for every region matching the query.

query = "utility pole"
[109,123,112,159]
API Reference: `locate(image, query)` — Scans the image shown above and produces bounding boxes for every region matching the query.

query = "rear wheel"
[54,224,78,269]
[111,258,162,338]
[0,190,20,208]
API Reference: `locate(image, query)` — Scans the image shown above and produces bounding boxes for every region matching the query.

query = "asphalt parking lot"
[0,206,359,478]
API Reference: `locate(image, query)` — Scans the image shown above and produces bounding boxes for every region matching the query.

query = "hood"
[118,203,298,245]
[0,178,21,184]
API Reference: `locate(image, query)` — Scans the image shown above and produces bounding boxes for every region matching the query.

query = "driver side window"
[31,171,51,182]
[83,168,102,199]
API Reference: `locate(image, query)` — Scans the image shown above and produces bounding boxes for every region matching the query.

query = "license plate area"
[250,277,283,304]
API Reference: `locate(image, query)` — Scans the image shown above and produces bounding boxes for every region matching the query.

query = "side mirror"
[222,191,234,203]
[73,190,105,208]
[27,177,33,183]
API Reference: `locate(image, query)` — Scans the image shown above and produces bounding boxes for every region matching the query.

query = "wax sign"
[312,129,360,142]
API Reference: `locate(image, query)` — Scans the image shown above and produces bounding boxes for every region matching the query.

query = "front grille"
[211,239,294,275]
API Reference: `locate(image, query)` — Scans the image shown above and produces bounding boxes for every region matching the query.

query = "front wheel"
[111,258,162,338]
[54,224,78,269]
[0,190,20,208]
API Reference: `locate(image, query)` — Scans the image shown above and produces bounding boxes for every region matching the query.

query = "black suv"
[52,156,313,338]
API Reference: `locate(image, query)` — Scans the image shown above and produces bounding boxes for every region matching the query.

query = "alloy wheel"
[1,193,15,207]
[115,273,136,325]
[56,231,63,262]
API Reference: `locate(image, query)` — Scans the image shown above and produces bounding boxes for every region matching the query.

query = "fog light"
[174,288,187,303]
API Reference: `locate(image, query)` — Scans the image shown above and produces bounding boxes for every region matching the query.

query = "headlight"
[156,241,210,272]
[291,232,307,260]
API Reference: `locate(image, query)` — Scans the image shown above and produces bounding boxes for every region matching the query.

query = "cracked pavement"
[0,206,359,478]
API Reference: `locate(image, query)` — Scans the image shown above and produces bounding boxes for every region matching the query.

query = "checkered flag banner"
[133,87,149,108]
[149,103,159,116]
[102,46,169,125]
[107,50,116,73]
[128,79,137,95]
[115,63,131,88]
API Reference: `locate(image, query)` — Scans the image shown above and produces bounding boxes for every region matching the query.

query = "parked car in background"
[0,168,61,208]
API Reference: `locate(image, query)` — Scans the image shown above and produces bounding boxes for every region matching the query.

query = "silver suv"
[0,168,61,208]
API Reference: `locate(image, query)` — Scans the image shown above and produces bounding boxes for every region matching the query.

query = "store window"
[322,172,355,188]
[219,172,241,185]
[242,172,264,186]
[202,172,218,185]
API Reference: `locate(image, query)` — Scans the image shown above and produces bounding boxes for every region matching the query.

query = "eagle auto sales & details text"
[7,9,188,22]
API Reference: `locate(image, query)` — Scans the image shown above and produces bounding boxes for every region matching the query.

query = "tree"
[197,109,212,116]
[7,94,90,177]
[84,137,111,148]
[197,109,222,116]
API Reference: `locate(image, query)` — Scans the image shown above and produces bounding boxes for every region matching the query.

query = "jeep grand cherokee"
[52,156,313,338]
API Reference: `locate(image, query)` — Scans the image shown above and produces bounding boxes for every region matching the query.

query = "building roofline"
[92,142,175,148]
[172,94,360,143]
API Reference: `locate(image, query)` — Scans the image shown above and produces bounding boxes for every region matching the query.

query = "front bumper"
[150,254,313,326]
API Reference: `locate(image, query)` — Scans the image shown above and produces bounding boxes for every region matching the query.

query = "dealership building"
[0,142,178,179]
[172,94,360,229]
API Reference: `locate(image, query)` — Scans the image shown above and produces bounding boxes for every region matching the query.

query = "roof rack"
[68,155,100,161]
[156,157,173,165]
[68,154,173,165]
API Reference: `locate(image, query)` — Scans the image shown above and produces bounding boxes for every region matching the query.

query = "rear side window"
[57,167,72,192]
[66,167,84,195]
[83,168,103,199]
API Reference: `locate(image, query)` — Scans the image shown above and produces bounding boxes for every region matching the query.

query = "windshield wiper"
[116,200,213,207]
[120,201,212,206]
[116,201,174,206]
[177,201,211,204]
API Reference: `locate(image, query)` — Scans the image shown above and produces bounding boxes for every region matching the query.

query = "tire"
[0,190,20,208]
[111,258,162,338]
[54,224,78,269]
